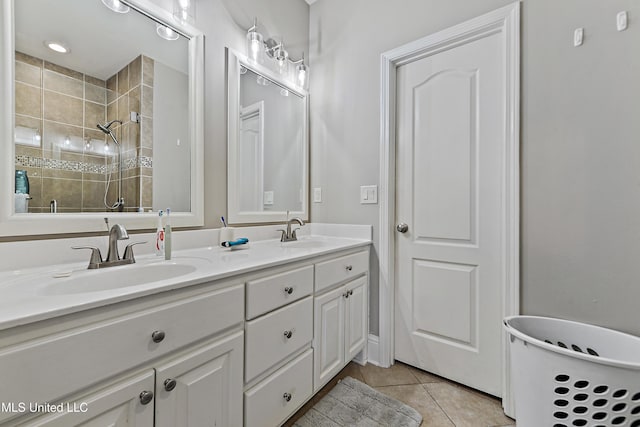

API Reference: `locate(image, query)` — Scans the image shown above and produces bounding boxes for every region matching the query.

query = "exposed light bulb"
[64,136,71,146]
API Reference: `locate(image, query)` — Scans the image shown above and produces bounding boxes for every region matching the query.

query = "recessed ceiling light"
[156,24,179,41]
[45,41,69,53]
[101,0,130,13]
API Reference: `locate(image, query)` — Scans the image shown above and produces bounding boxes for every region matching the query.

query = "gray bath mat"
[294,376,423,427]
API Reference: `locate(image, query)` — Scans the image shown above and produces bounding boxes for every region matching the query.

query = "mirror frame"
[226,48,309,224]
[0,0,204,236]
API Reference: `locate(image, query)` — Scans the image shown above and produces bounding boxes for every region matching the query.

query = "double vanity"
[0,225,371,426]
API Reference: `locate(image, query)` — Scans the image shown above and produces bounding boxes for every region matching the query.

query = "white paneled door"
[394,24,506,396]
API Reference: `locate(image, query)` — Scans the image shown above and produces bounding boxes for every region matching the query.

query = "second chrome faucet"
[278,211,305,242]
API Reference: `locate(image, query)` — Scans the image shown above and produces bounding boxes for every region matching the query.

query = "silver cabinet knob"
[345,265,353,271]
[283,392,292,402]
[151,330,165,343]
[284,330,293,339]
[164,378,177,392]
[284,287,293,295]
[397,223,409,233]
[139,390,154,405]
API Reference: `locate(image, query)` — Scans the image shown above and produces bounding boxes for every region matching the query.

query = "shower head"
[97,120,122,145]
[97,119,122,134]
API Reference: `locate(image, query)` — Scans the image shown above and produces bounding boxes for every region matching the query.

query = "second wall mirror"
[227,48,309,224]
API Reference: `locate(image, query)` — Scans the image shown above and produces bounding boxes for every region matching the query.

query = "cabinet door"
[154,331,244,427]
[16,371,155,427]
[345,276,368,361]
[313,286,345,392]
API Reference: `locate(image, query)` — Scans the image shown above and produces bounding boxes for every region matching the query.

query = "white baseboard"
[364,334,381,366]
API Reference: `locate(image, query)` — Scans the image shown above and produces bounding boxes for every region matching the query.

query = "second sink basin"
[39,262,198,296]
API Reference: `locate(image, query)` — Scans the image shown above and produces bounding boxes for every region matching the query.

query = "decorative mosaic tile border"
[15,155,153,174]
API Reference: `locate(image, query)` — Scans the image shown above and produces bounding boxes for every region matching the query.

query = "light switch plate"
[574,28,584,47]
[360,185,378,204]
[263,191,274,205]
[617,11,628,31]
[313,187,322,203]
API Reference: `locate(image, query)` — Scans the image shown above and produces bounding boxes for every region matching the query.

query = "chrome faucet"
[73,223,146,269]
[278,210,305,242]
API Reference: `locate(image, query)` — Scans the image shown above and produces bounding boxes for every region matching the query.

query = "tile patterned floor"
[285,362,516,427]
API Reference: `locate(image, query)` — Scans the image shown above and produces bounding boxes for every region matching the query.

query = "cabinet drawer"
[245,296,313,383]
[246,265,314,320]
[0,283,244,423]
[315,250,369,293]
[244,349,313,427]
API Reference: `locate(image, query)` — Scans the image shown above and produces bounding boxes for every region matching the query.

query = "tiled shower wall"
[105,55,154,213]
[14,51,110,213]
[14,52,154,213]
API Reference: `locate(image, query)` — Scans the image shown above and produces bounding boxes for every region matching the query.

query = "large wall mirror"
[227,49,309,224]
[0,0,204,236]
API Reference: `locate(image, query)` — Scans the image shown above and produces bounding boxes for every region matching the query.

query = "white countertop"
[0,229,371,331]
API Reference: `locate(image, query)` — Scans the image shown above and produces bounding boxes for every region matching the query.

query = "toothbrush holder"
[219,227,236,246]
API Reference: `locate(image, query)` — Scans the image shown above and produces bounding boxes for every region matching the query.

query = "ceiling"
[14,0,188,80]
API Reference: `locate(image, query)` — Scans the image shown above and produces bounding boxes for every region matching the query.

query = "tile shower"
[14,51,154,213]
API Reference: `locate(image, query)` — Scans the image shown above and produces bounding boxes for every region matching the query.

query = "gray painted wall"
[309,0,640,336]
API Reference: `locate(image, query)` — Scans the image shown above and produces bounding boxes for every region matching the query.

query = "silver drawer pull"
[283,392,292,402]
[139,390,154,405]
[284,286,294,295]
[164,378,177,392]
[345,265,353,271]
[151,330,165,343]
[283,330,293,339]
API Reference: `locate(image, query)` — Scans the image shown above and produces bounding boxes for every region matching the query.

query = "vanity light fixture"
[293,52,309,89]
[45,41,69,54]
[101,0,130,14]
[173,0,195,25]
[271,40,289,75]
[245,17,310,89]
[156,23,180,41]
[246,18,265,64]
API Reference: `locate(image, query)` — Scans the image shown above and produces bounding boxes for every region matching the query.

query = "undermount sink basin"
[39,262,198,296]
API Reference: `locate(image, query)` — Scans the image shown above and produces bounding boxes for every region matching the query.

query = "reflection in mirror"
[13,0,190,214]
[228,50,309,224]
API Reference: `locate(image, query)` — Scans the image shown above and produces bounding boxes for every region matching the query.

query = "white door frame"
[377,2,520,415]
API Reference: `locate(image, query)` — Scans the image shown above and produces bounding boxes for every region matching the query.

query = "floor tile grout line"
[420,382,458,426]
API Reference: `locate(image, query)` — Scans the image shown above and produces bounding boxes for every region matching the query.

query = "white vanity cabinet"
[313,250,369,392]
[0,239,371,427]
[0,282,245,427]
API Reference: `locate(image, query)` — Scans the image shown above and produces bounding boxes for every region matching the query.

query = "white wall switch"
[617,11,628,31]
[573,28,584,47]
[360,185,378,204]
[263,191,274,205]
[313,187,322,203]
